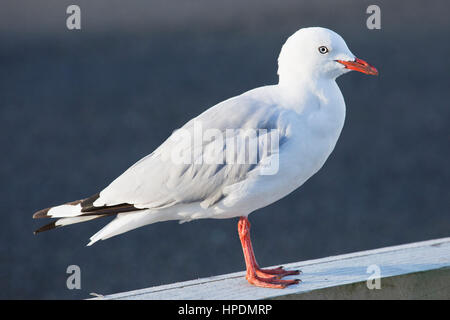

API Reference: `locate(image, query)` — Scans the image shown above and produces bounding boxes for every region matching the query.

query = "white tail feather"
[55,216,99,227]
[87,210,159,246]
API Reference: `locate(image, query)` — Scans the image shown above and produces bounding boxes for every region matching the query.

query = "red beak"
[336,57,378,76]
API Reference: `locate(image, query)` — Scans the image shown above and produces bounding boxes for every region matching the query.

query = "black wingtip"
[34,221,59,234]
[80,193,100,212]
[32,207,51,219]
[34,221,58,234]
[33,197,87,219]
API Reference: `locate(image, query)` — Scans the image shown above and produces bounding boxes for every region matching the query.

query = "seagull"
[33,27,378,288]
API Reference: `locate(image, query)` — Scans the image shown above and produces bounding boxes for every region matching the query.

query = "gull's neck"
[276,74,341,113]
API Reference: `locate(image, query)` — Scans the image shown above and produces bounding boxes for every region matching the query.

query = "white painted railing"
[91,237,450,300]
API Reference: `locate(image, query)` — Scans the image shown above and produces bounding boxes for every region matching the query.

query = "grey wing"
[93,93,291,210]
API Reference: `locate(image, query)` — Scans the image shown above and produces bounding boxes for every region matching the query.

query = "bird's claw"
[246,274,301,288]
[257,266,301,277]
[247,266,301,288]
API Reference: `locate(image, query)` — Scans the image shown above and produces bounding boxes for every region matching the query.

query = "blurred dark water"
[1,2,450,299]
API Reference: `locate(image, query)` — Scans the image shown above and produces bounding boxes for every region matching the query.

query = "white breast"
[279,80,346,187]
[211,81,346,219]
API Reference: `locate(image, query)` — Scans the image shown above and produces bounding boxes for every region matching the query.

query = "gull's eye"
[318,46,329,54]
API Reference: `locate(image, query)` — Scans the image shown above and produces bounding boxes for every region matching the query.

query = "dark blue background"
[1,0,449,298]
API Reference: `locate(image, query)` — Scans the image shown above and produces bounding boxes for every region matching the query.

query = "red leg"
[238,216,301,288]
